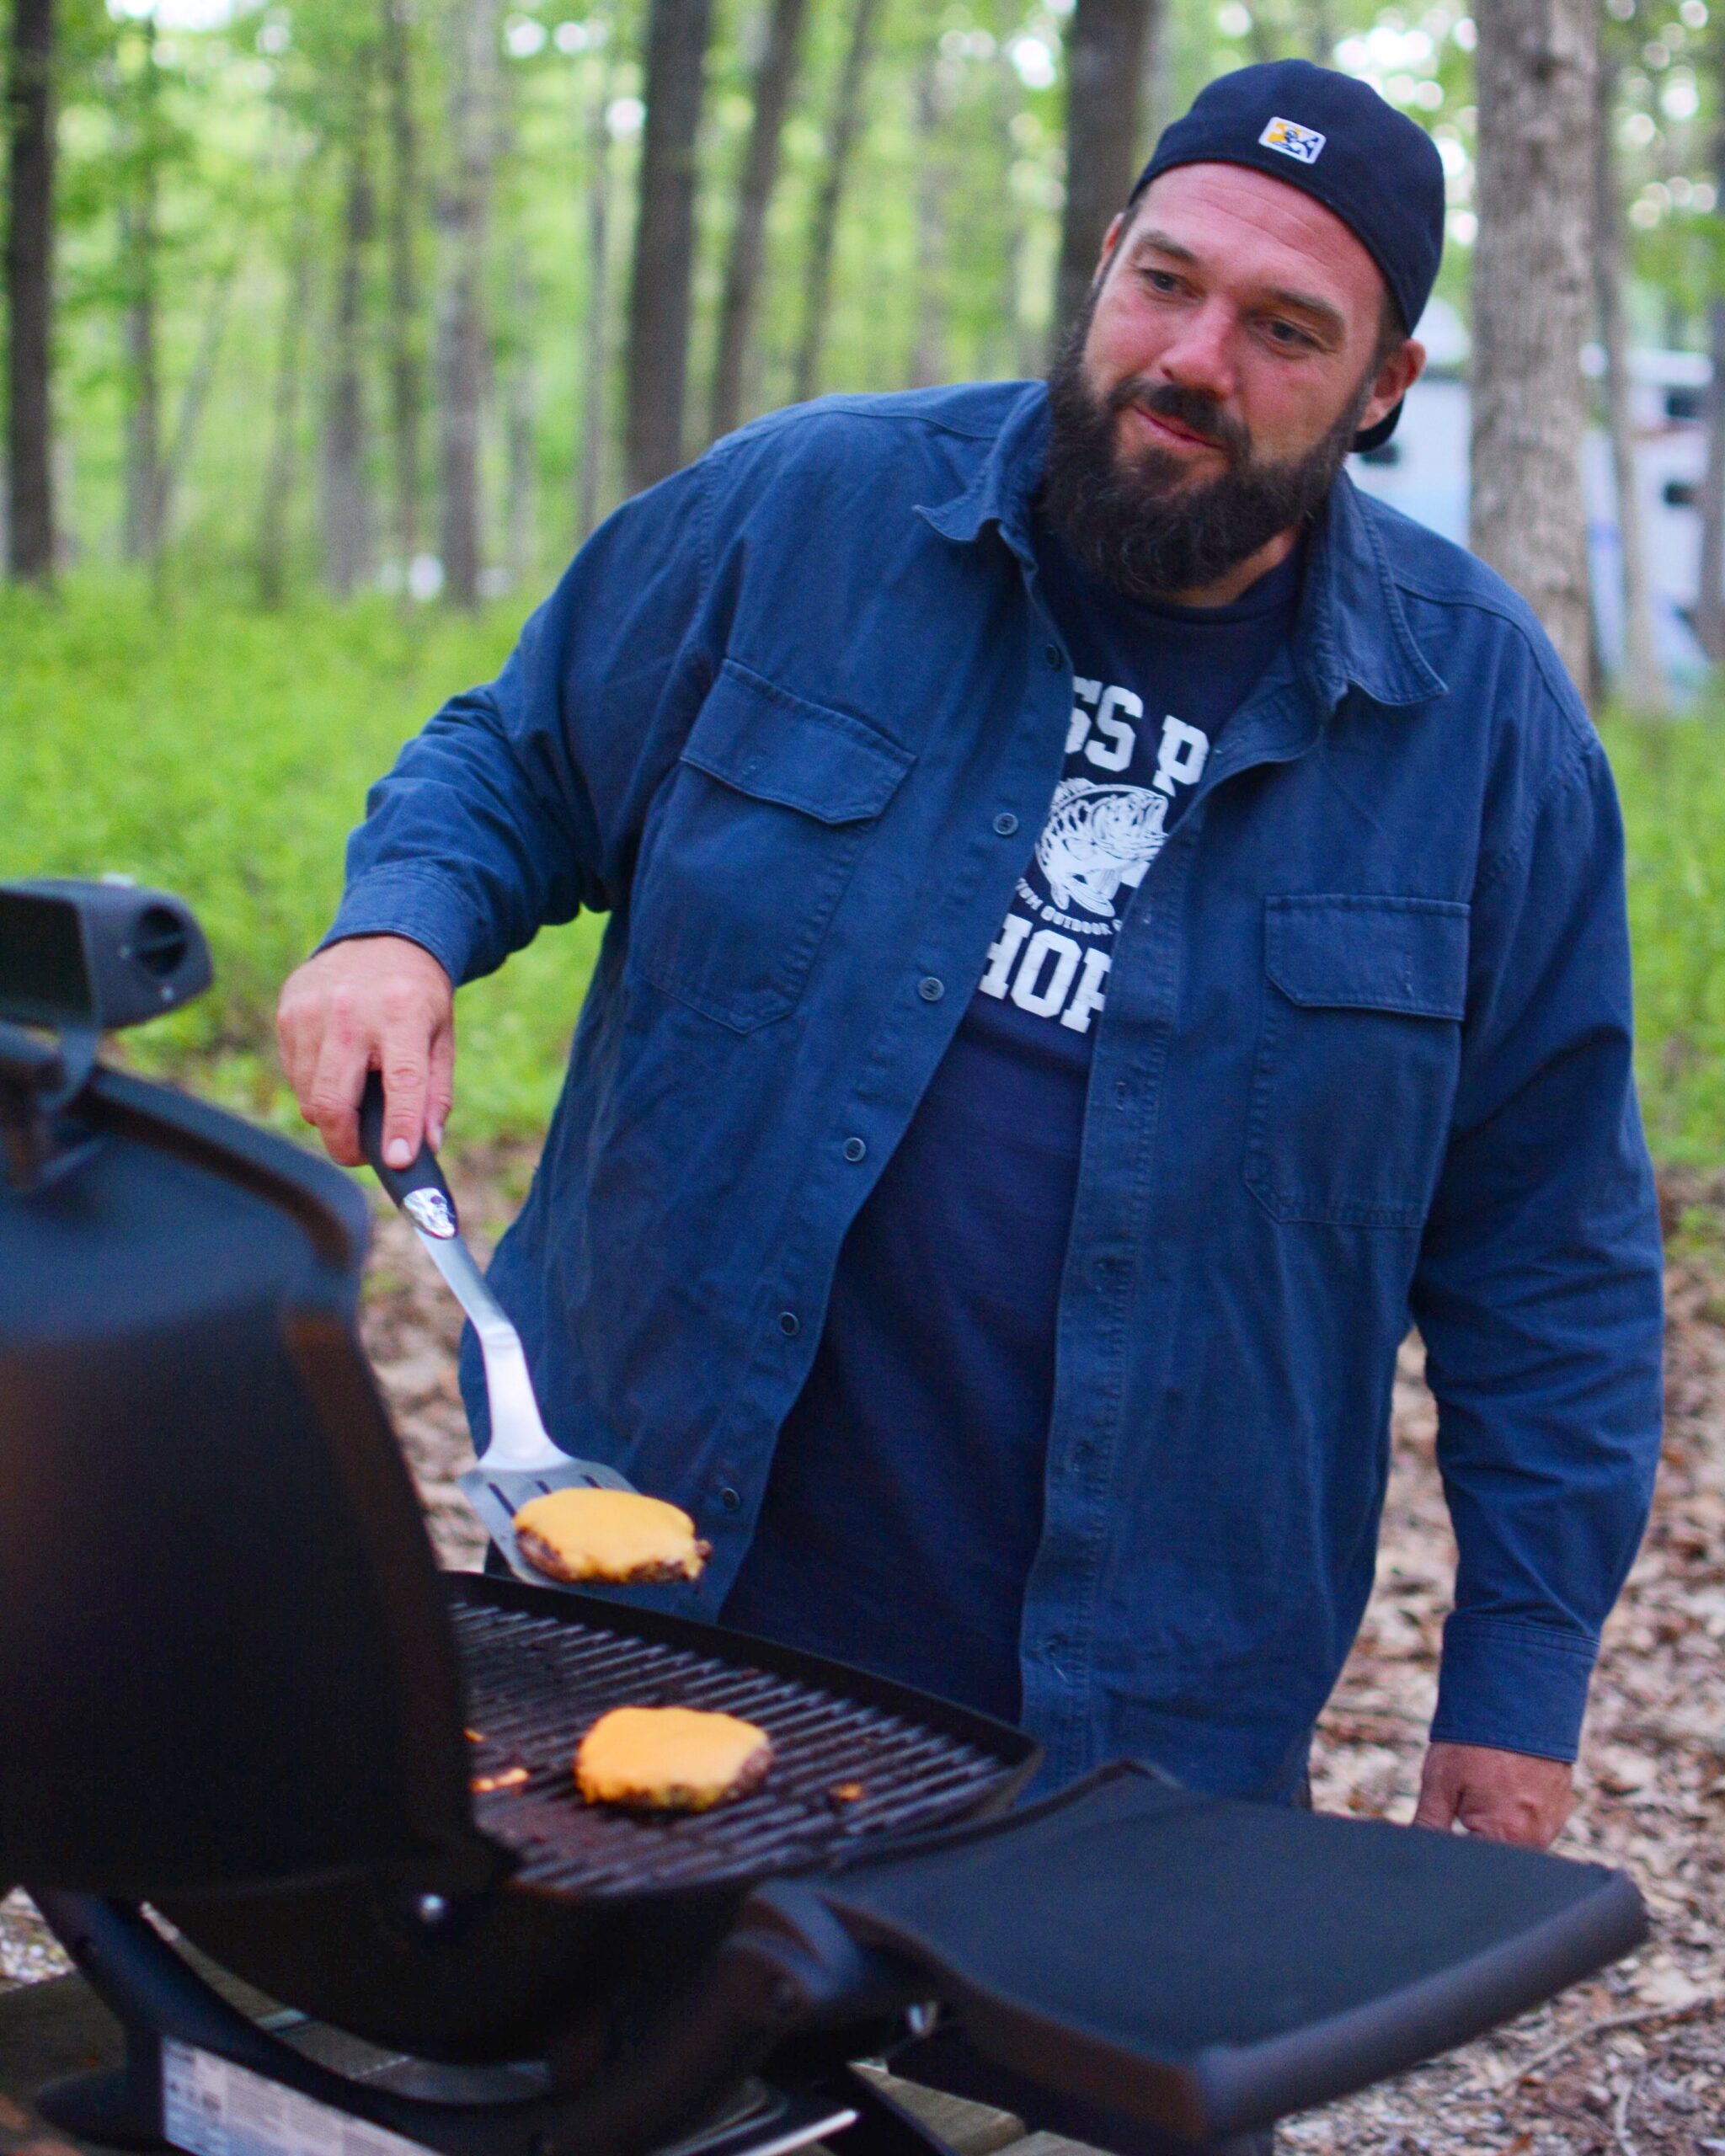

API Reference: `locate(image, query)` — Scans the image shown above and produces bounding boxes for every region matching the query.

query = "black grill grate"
[455,1600,1021,1900]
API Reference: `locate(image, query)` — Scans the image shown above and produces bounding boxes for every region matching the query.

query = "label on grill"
[162,2042,434,2156]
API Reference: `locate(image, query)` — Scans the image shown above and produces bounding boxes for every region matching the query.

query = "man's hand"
[1412,1741,1573,1849]
[276,936,455,1170]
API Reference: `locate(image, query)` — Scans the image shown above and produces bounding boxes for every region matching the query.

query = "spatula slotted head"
[459,1460,637,1588]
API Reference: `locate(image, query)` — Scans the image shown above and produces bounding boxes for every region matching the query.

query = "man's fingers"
[1411,1787,1459,1833]
[426,1022,457,1155]
[1411,1750,1462,1833]
[305,1022,372,1169]
[379,1039,431,1170]
[274,938,455,1170]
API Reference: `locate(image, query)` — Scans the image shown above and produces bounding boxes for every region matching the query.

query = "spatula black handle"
[358,1069,460,1232]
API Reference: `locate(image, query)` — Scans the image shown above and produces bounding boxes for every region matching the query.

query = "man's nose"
[1156,302,1238,402]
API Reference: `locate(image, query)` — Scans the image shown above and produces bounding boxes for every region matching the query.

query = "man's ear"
[1359,338,1426,434]
[1095,209,1128,281]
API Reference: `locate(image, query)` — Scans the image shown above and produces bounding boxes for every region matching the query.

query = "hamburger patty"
[574,1705,774,1812]
[513,1487,711,1585]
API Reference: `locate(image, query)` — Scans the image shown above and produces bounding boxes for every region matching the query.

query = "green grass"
[0,577,603,1146]
[3,578,1724,1167]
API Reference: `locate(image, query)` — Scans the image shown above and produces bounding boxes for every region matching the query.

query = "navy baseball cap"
[1130,60,1445,450]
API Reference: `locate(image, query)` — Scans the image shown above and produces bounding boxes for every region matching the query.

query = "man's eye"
[1142,270,1182,294]
[1264,319,1316,349]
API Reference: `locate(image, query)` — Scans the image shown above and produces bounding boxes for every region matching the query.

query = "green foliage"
[0,578,604,1145]
[1601,702,1725,1164]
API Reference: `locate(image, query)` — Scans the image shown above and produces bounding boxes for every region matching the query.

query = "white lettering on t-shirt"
[976,703,1210,1035]
[1010,930,1081,1017]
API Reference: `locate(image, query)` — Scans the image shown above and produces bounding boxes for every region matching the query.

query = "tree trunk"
[791,0,882,403]
[1052,0,1155,351]
[323,74,375,600]
[576,54,612,542]
[6,0,55,584]
[381,0,422,573]
[121,18,161,570]
[257,229,312,609]
[1594,53,1663,709]
[435,0,500,606]
[504,239,536,589]
[1696,296,1725,659]
[708,0,807,440]
[1469,0,1597,693]
[626,0,713,493]
[992,46,1030,379]
[155,261,234,558]
[1140,0,1171,152]
[1694,106,1725,661]
[909,45,950,390]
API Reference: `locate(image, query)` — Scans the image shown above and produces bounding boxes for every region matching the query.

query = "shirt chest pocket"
[1245,895,1470,1229]
[629,660,915,1033]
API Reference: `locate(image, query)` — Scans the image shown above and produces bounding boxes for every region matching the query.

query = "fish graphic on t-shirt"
[1036,777,1169,919]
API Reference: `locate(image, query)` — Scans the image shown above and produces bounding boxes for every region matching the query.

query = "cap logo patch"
[1259,115,1326,164]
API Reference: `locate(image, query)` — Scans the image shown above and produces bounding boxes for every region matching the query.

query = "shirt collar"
[918,382,1447,713]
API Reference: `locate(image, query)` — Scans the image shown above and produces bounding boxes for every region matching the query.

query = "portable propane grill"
[0,882,1648,2156]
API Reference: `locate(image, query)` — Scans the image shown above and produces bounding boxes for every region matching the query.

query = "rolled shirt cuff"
[316,867,478,988]
[1429,1611,1599,1764]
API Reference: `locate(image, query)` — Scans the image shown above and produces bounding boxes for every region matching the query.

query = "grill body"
[162,1576,1035,2059]
[3,1041,1654,2152]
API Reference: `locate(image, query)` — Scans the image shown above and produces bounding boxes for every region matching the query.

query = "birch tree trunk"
[1594,52,1663,709]
[435,0,500,607]
[323,76,375,600]
[1052,0,1154,351]
[1469,0,1597,692]
[576,55,612,542]
[6,0,55,583]
[991,46,1031,379]
[625,0,713,494]
[1696,296,1725,659]
[381,0,422,572]
[791,0,882,403]
[708,0,807,440]
[1694,109,1725,659]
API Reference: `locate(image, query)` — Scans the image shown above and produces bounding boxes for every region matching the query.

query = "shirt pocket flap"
[681,659,915,826]
[1265,895,1470,1020]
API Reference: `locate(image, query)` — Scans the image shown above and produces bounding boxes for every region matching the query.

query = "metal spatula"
[359,1072,637,1584]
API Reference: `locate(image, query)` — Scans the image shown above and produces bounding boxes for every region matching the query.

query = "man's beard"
[1039,296,1375,604]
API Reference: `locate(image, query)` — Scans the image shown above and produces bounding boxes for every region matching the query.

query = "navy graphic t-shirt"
[723,525,1304,1721]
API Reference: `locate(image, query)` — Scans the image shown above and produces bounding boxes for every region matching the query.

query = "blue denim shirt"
[327,381,1663,1802]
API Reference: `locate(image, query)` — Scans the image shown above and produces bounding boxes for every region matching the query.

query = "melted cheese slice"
[575,1705,772,1811]
[513,1487,708,1582]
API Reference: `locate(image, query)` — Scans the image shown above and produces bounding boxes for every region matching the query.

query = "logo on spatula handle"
[404,1188,457,1239]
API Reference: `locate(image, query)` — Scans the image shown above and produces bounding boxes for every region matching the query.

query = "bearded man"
[280,53,1661,2047]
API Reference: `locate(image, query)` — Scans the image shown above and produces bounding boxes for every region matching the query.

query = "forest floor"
[4,1156,1723,2153]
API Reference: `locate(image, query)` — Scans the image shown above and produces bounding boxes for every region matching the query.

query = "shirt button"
[1043,641,1065,670]
[993,811,1019,837]
[778,1310,800,1337]
[718,1486,742,1513]
[917,975,945,1002]
[842,1135,868,1163]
